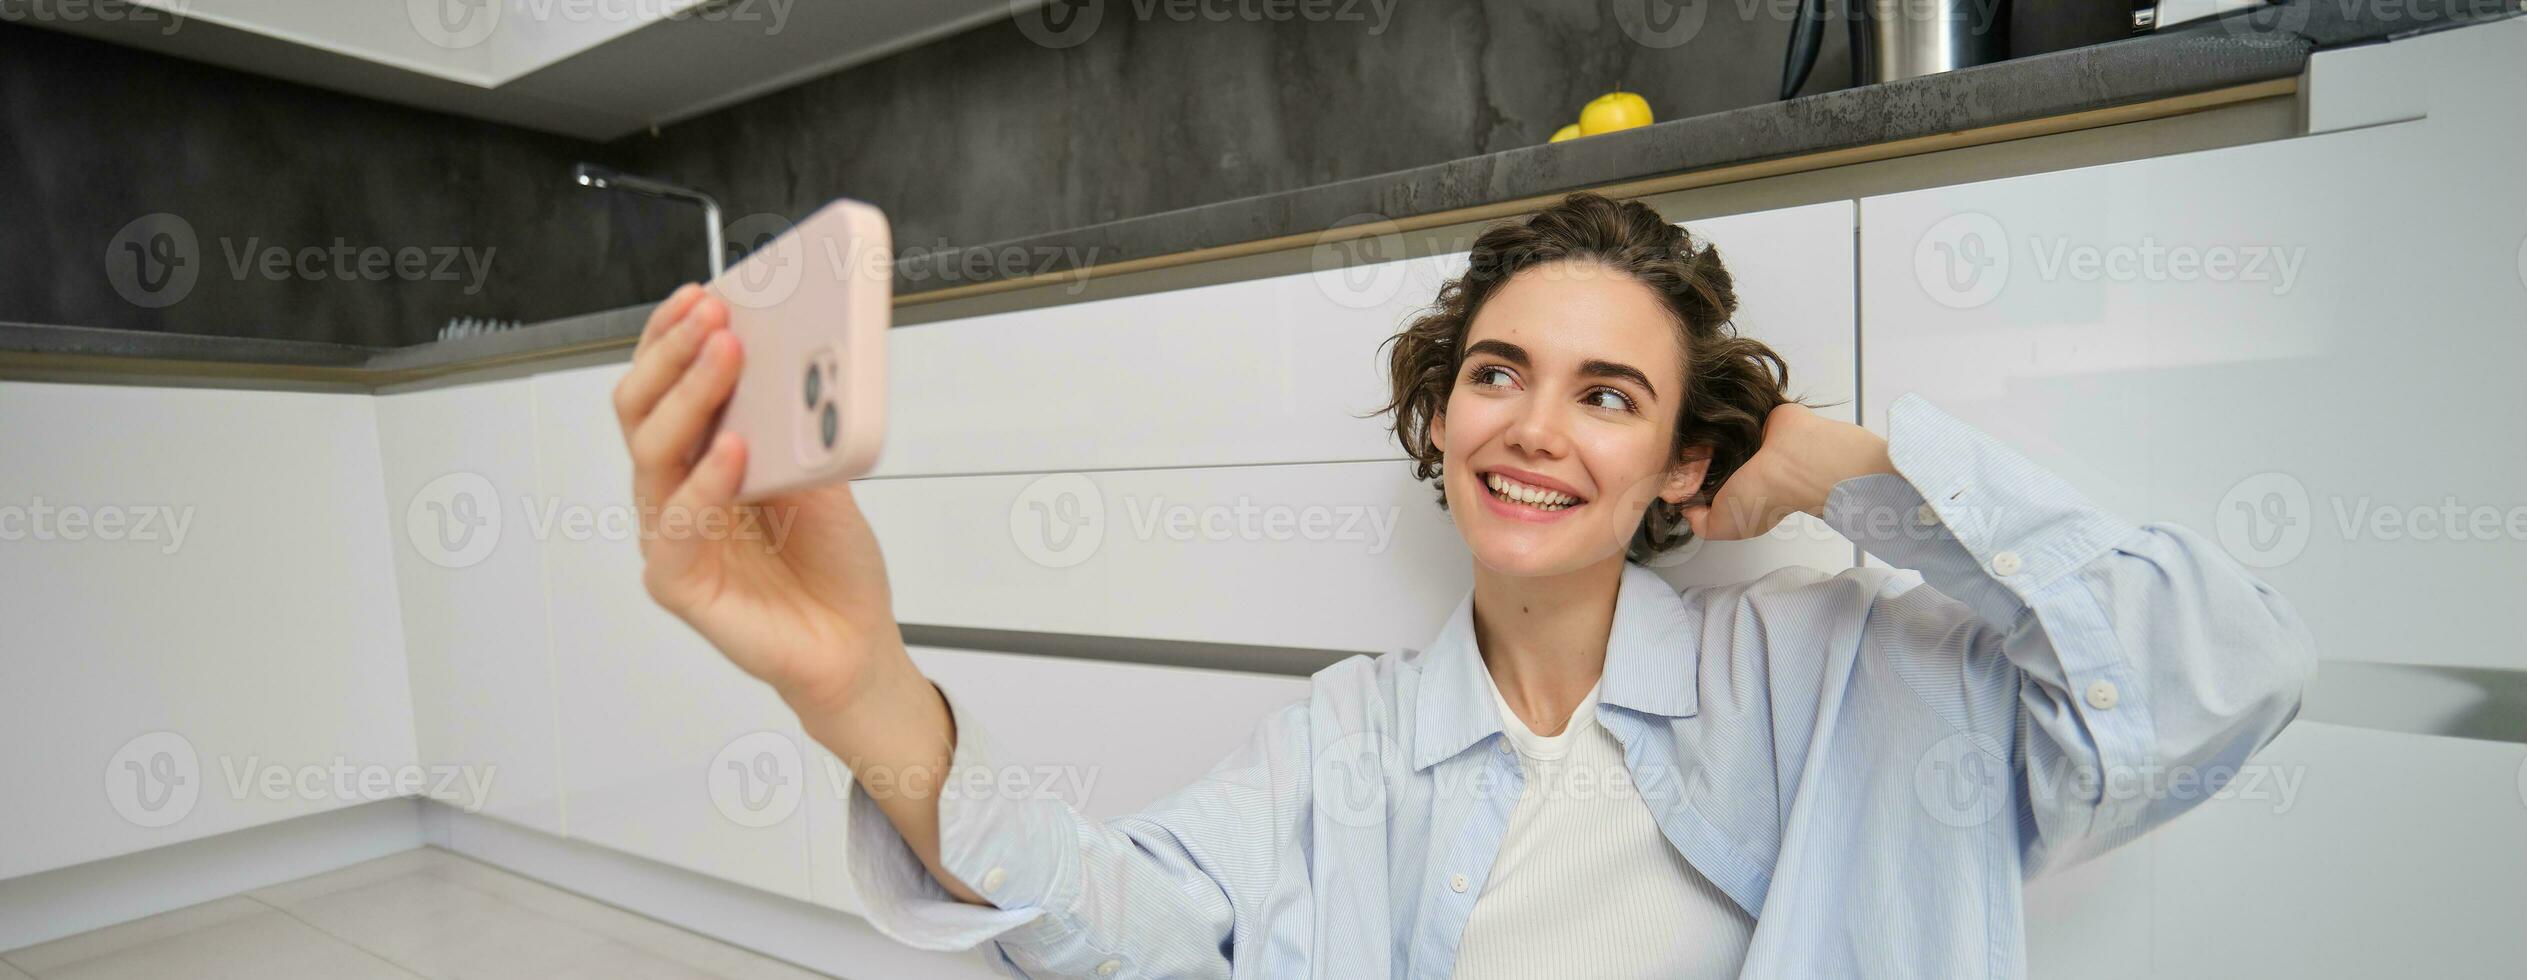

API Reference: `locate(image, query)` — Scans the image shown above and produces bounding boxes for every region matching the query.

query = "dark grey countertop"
[7,2,2510,381]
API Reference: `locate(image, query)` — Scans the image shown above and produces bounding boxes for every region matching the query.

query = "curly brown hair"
[1376,192,1816,563]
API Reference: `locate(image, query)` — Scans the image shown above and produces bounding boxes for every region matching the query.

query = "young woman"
[612,193,2313,978]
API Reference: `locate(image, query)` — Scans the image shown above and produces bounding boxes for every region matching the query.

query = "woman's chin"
[1463,526,1598,579]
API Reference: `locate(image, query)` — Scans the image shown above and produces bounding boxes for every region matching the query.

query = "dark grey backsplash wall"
[620,0,1860,264]
[2,1,1859,346]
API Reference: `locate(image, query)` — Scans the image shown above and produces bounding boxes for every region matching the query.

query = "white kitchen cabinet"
[866,199,1863,653]
[0,382,414,879]
[1652,201,1861,591]
[2018,722,2527,980]
[803,647,1315,912]
[1857,21,2527,673]
[873,253,1461,479]
[527,362,815,902]
[859,458,1470,655]
[372,378,568,835]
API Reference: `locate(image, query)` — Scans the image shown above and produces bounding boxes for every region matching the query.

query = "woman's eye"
[1470,366,1516,388]
[1585,387,1637,412]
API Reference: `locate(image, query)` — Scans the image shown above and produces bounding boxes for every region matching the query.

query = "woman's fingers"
[667,431,748,515]
[614,293,726,432]
[630,328,745,518]
[643,431,747,606]
[632,283,704,357]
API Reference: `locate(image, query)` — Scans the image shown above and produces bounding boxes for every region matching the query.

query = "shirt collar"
[1409,562,1700,771]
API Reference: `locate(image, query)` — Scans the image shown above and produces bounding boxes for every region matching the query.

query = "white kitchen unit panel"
[861,459,1854,658]
[528,362,813,902]
[1859,22,2527,672]
[803,647,1314,912]
[372,378,567,835]
[859,460,1468,655]
[873,253,1461,479]
[0,382,413,879]
[1652,200,1861,592]
[2020,721,2527,980]
[878,199,1859,484]
[1678,200,1859,418]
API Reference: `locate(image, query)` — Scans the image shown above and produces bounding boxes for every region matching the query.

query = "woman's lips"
[1477,469,1586,524]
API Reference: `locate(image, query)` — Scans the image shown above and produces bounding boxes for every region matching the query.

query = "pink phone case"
[703,199,890,502]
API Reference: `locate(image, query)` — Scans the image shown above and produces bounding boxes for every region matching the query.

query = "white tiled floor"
[0,848,834,980]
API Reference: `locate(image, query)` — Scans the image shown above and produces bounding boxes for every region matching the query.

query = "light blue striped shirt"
[844,392,2316,978]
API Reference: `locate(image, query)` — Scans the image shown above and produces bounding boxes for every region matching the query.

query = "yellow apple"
[1550,123,1582,143]
[1579,91,1653,136]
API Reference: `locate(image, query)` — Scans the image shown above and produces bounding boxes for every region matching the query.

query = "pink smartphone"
[703,199,890,502]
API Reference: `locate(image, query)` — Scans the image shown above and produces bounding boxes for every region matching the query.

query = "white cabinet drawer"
[1858,112,2527,671]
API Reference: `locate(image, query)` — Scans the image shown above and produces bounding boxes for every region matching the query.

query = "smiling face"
[1430,260,1711,577]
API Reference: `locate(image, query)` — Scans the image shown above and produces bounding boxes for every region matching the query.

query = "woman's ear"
[1426,409,1446,451]
[1661,447,1713,505]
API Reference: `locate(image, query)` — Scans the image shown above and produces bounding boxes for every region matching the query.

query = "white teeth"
[1484,473,1579,510]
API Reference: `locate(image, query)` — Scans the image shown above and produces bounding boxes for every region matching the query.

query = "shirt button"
[979,866,1008,892]
[1450,873,1470,893]
[1990,550,2023,576]
[1096,960,1121,976]
[1914,502,1941,527]
[2085,680,2120,711]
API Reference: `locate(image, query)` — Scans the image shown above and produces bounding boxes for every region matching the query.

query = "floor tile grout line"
[413,846,841,979]
[243,894,433,980]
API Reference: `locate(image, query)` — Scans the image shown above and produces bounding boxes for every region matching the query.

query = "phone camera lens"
[820,401,839,449]
[803,364,822,408]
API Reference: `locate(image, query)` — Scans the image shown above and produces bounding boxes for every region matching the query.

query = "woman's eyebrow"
[1463,339,1527,365]
[1581,359,1658,401]
[1465,339,1659,401]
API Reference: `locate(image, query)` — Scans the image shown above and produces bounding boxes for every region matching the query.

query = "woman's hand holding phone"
[615,282,898,712]
[612,284,987,905]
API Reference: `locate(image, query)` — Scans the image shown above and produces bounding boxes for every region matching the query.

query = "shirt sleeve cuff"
[842,681,1076,953]
[1821,392,2141,630]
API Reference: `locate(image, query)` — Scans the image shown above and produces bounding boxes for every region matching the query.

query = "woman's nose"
[1504,401,1570,458]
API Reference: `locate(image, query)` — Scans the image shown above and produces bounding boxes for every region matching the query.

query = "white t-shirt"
[1448,663,1755,980]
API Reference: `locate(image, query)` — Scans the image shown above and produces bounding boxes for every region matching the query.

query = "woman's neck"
[1469,554,1626,737]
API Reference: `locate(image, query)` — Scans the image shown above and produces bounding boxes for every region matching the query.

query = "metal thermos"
[1781,0,2011,100]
